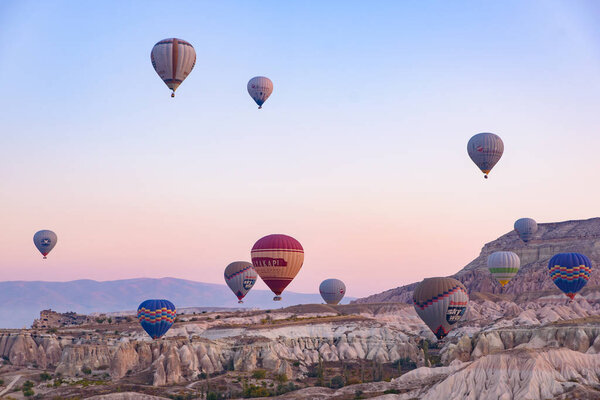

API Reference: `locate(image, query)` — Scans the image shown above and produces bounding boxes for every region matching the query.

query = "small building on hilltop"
[32,309,89,329]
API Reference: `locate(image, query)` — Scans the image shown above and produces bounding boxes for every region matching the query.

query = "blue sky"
[1,1,599,297]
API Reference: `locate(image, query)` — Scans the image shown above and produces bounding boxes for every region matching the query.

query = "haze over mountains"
[0,278,348,328]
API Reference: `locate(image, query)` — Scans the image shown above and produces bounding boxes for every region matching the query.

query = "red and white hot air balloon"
[151,38,196,97]
[251,234,304,301]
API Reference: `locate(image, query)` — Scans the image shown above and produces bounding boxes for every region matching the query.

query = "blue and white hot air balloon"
[33,230,57,259]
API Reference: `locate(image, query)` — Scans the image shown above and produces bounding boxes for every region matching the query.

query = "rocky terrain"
[0,218,598,399]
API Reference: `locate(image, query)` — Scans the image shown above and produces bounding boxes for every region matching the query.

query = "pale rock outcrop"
[407,348,600,400]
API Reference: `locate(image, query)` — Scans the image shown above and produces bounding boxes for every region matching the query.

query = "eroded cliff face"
[354,218,600,303]
[0,320,422,386]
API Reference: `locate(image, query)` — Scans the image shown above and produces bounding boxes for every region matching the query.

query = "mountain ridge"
[0,277,353,328]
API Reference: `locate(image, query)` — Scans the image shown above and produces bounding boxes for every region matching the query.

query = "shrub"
[23,388,34,397]
[354,390,364,399]
[292,361,300,367]
[251,369,266,379]
[330,375,344,389]
[243,384,270,397]
[39,373,52,381]
[0,379,4,385]
[81,367,92,375]
[198,372,207,379]
[95,318,105,324]
[393,357,417,371]
[23,381,34,389]
[384,389,400,394]
[275,373,287,383]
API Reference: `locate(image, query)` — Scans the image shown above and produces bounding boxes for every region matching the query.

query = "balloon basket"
[238,300,243,304]
[273,296,282,301]
[43,256,47,259]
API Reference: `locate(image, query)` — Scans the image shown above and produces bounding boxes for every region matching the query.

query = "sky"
[1,1,599,298]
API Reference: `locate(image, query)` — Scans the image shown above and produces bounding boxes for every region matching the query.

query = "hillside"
[354,217,600,304]
[0,297,599,399]
[0,278,351,328]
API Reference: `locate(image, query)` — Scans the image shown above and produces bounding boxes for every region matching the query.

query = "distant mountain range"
[0,278,353,328]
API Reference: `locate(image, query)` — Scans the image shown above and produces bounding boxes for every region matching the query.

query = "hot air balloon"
[548,253,592,300]
[247,76,273,109]
[151,38,196,97]
[251,234,303,301]
[487,251,520,287]
[319,279,346,305]
[33,230,57,259]
[514,218,538,243]
[413,277,468,340]
[224,261,258,303]
[137,299,176,339]
[467,132,504,179]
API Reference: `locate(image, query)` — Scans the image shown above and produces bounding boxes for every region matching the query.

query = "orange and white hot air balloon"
[251,234,304,301]
[151,38,196,97]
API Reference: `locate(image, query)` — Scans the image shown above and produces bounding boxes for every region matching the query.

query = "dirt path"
[0,374,21,397]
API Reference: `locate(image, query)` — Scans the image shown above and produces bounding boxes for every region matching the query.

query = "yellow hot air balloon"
[251,234,304,301]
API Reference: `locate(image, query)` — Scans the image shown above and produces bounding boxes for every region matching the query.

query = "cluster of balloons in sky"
[150,38,273,108]
[413,218,593,340]
[34,231,345,339]
[29,40,589,341]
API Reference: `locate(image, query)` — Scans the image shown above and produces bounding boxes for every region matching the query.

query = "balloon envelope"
[319,279,346,305]
[548,253,592,300]
[151,38,196,97]
[224,261,258,303]
[467,132,504,178]
[33,230,57,259]
[413,277,468,340]
[251,234,304,300]
[514,218,538,243]
[137,299,176,339]
[487,251,520,287]
[247,76,273,108]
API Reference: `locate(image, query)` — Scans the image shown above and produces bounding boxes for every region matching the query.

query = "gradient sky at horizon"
[1,1,599,298]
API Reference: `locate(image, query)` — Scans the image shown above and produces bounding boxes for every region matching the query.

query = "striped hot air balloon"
[487,251,520,287]
[251,234,303,301]
[514,218,538,243]
[33,230,57,259]
[413,277,469,340]
[224,261,257,303]
[151,38,196,97]
[137,299,176,339]
[547,253,592,300]
[247,76,273,109]
[319,279,346,305]
[467,132,504,179]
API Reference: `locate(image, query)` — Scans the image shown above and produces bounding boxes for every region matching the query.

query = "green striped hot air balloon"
[487,251,520,287]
